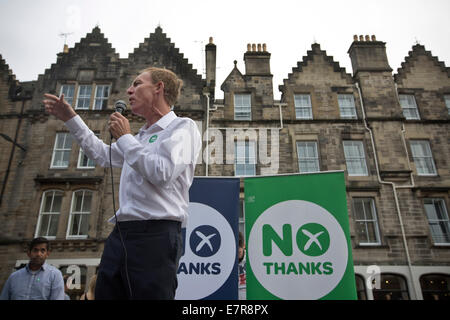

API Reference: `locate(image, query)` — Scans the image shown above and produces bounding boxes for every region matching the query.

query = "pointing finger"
[43,93,59,101]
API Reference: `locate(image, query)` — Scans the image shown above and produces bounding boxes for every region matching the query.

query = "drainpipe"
[203,92,210,176]
[355,82,417,299]
[0,96,27,207]
[394,83,416,188]
[273,102,286,129]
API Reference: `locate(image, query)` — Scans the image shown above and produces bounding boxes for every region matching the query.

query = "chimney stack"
[348,35,392,76]
[244,43,271,76]
[205,37,216,94]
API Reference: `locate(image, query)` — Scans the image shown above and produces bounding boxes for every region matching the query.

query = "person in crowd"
[80,274,97,300]
[0,237,65,300]
[238,232,246,300]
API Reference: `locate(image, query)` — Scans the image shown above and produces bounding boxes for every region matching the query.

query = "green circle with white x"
[297,223,330,257]
[149,135,158,143]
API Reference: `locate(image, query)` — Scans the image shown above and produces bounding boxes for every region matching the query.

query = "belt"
[115,219,181,233]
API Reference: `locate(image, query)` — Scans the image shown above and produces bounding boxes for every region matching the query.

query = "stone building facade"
[0,27,449,299]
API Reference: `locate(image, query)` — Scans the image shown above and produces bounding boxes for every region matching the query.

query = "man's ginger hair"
[140,67,183,106]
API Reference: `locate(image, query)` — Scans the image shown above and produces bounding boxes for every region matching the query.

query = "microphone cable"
[109,134,133,299]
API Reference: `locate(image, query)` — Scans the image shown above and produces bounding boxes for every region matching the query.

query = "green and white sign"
[245,171,356,300]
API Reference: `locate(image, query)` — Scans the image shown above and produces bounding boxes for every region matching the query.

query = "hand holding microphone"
[109,100,130,140]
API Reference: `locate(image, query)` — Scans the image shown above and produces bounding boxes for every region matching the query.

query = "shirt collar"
[26,262,46,273]
[141,111,177,133]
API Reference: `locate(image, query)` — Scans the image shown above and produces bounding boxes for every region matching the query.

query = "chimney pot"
[365,35,370,41]
[252,44,256,52]
[263,43,267,52]
[371,35,376,41]
[247,43,251,52]
[353,35,358,41]
[359,35,364,41]
[257,43,262,52]
[209,37,213,44]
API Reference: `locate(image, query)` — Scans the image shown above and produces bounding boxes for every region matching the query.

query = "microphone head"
[114,100,127,114]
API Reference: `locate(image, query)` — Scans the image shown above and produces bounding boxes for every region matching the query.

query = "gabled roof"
[42,26,120,78]
[59,26,119,61]
[0,54,17,85]
[279,43,353,92]
[394,44,450,84]
[127,26,204,87]
[220,60,245,91]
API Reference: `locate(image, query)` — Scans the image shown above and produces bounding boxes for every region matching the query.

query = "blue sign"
[175,177,240,300]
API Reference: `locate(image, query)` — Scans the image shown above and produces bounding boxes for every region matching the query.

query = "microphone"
[114,100,127,114]
[110,100,127,140]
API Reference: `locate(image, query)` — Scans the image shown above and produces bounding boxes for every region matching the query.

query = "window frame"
[93,84,110,110]
[77,133,99,169]
[75,85,92,110]
[234,94,252,121]
[35,190,63,239]
[355,274,368,300]
[399,94,420,120]
[296,141,320,173]
[343,140,369,176]
[338,94,358,119]
[423,198,450,245]
[352,198,382,245]
[59,84,75,107]
[410,140,437,176]
[372,273,410,300]
[234,140,256,177]
[50,132,73,169]
[77,149,96,169]
[420,273,450,300]
[66,190,93,239]
[445,95,450,115]
[294,94,313,120]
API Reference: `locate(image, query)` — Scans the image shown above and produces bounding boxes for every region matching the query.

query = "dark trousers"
[95,219,182,300]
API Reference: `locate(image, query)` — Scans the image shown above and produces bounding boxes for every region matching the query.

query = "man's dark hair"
[28,237,50,252]
[238,232,244,248]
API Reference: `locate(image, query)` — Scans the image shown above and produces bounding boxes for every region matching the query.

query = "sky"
[0,0,449,99]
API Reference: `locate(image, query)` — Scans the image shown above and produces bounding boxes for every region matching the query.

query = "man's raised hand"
[42,93,77,122]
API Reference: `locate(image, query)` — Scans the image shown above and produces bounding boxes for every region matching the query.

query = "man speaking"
[43,67,202,299]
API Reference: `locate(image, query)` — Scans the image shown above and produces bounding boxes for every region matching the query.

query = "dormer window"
[234,94,251,120]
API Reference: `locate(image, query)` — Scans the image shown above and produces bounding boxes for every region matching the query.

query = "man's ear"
[155,81,164,94]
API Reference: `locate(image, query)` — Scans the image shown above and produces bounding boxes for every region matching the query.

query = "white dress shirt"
[65,111,201,223]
